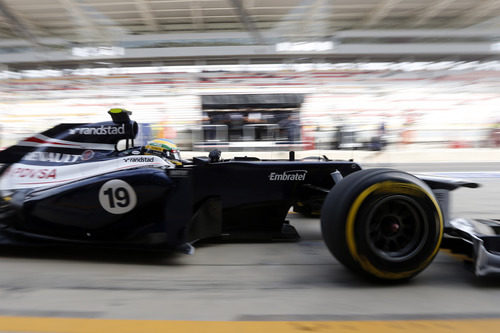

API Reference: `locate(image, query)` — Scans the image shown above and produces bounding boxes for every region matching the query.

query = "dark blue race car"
[0,109,497,281]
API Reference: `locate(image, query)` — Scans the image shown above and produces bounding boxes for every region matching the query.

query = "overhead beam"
[335,28,500,38]
[189,1,205,31]
[363,0,401,28]
[302,0,330,38]
[1,42,499,65]
[457,0,500,27]
[271,0,317,40]
[0,0,45,46]
[4,27,500,49]
[467,15,500,29]
[411,0,456,27]
[0,29,12,38]
[134,0,160,32]
[57,0,104,42]
[229,0,264,44]
[90,22,345,35]
[4,28,500,49]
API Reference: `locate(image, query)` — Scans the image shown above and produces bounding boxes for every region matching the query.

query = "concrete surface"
[0,163,498,321]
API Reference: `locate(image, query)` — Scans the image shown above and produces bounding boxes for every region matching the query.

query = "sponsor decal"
[11,167,56,179]
[23,151,81,163]
[81,150,95,161]
[69,124,125,135]
[123,157,155,163]
[18,134,116,151]
[268,170,307,181]
[99,179,137,214]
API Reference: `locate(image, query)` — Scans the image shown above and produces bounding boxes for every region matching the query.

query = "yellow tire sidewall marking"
[346,181,444,280]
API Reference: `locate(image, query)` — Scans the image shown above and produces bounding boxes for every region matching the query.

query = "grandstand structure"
[1,0,500,149]
[1,0,500,66]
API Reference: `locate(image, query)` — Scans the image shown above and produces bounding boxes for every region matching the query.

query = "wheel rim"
[365,195,429,262]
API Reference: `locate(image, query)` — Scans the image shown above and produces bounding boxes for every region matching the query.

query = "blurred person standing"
[371,121,386,151]
[202,111,216,141]
[401,112,416,145]
[279,113,301,143]
[288,113,301,142]
[245,111,266,140]
[488,120,500,147]
[332,124,344,150]
[228,112,245,141]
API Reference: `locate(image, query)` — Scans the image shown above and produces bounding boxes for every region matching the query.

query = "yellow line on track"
[0,317,499,333]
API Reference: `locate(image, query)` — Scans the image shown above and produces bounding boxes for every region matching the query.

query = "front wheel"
[321,168,443,281]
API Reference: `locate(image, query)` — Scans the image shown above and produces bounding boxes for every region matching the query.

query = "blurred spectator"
[245,112,267,140]
[202,111,216,140]
[211,111,228,126]
[488,121,500,147]
[401,113,416,145]
[279,113,301,142]
[332,124,343,150]
[371,122,386,151]
[159,116,177,139]
[246,112,263,124]
[228,112,245,141]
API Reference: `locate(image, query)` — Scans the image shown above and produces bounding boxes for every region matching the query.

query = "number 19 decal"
[99,179,137,214]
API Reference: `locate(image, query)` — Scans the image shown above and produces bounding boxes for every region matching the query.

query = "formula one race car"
[0,109,497,281]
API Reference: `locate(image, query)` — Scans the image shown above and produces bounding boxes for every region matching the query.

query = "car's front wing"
[443,218,500,276]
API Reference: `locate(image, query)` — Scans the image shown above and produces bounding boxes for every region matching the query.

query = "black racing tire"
[320,168,443,281]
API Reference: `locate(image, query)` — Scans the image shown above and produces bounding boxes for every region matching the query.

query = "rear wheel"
[321,168,443,281]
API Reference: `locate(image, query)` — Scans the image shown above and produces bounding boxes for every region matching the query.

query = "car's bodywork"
[0,109,498,280]
[0,110,363,252]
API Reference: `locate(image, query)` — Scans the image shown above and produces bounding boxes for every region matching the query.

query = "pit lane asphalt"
[0,163,499,321]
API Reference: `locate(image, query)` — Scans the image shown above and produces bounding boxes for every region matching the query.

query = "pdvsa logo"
[268,170,307,181]
[11,168,57,179]
[69,124,125,135]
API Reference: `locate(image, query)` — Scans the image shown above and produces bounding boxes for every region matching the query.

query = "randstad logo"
[268,170,307,181]
[69,124,125,135]
[123,157,155,163]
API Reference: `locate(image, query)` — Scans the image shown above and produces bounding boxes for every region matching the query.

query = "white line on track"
[420,172,500,178]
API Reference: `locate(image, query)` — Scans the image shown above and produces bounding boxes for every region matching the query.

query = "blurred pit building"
[1,0,500,151]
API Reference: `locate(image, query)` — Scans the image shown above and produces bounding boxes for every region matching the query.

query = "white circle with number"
[99,179,137,214]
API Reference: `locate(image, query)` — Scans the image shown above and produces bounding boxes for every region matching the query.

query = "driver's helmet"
[142,138,182,166]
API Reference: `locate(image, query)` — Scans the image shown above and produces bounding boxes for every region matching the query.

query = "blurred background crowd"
[1,0,500,152]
